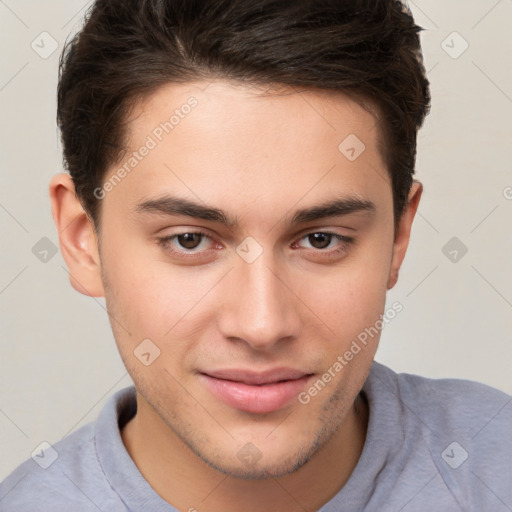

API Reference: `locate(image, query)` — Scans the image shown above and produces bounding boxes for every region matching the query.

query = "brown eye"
[299,232,351,251]
[157,231,213,258]
[294,231,355,261]
[176,233,204,250]
[307,233,333,249]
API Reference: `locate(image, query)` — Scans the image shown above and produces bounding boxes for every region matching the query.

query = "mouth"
[198,368,315,414]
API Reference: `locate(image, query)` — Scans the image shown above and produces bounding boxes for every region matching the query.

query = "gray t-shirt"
[1,361,511,511]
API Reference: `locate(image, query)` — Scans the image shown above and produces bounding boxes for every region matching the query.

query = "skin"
[50,80,422,512]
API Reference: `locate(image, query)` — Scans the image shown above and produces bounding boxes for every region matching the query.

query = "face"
[57,80,419,479]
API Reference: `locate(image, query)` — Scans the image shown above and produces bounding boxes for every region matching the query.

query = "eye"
[295,231,354,253]
[157,231,214,257]
[172,232,208,250]
[297,232,348,250]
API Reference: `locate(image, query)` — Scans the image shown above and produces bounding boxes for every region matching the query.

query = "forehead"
[102,80,391,227]
[126,80,382,154]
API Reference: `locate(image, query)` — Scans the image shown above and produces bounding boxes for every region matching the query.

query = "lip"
[199,368,314,414]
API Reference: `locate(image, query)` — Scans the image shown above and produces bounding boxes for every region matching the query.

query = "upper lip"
[201,368,312,385]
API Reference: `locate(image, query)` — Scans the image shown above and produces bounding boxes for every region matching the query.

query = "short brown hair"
[57,0,431,231]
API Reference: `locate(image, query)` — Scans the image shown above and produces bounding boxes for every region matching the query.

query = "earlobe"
[49,173,105,297]
[387,181,423,290]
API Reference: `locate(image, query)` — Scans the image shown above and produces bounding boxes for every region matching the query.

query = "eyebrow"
[135,194,376,227]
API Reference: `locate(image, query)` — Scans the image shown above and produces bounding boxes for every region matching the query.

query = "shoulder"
[1,424,101,510]
[0,387,135,511]
[380,362,511,432]
[369,361,512,508]
[370,360,512,430]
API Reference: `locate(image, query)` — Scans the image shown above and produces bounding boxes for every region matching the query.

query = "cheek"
[99,235,169,342]
[301,246,391,339]
[101,237,220,351]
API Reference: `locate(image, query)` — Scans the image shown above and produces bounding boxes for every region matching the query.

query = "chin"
[199,450,314,480]
[191,427,330,481]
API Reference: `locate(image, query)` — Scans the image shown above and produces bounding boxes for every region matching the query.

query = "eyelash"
[157,230,354,261]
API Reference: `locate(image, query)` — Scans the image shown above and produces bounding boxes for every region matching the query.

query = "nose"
[217,249,301,351]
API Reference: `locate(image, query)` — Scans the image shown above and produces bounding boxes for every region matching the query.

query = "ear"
[49,173,105,297]
[387,180,423,290]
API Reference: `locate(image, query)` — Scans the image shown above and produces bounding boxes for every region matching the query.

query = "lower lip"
[200,374,312,414]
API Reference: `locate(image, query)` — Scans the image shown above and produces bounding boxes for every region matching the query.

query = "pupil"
[310,233,331,249]
[179,233,201,249]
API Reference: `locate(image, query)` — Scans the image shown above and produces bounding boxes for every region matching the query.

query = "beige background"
[1,0,511,480]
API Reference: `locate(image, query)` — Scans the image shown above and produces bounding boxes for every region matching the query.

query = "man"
[1,0,510,510]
